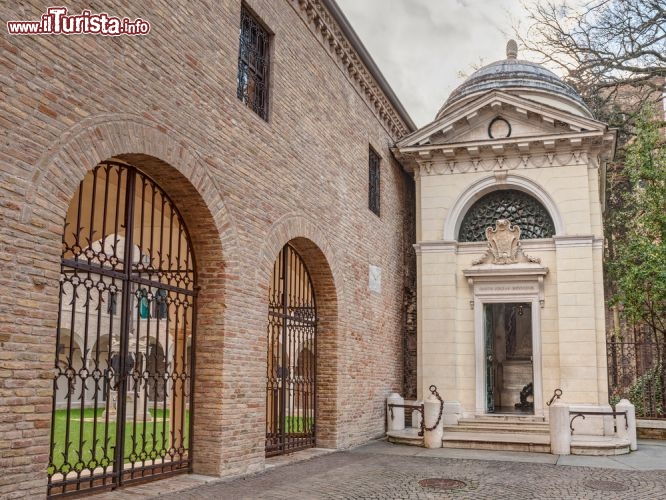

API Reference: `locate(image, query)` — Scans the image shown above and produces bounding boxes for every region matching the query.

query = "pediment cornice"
[396,91,613,151]
[394,91,616,173]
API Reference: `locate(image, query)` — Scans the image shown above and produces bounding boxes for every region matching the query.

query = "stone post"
[549,399,570,455]
[423,392,443,448]
[616,399,637,451]
[412,401,423,430]
[386,393,405,432]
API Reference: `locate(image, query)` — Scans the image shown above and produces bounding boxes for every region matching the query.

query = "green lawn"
[284,416,314,433]
[49,408,189,474]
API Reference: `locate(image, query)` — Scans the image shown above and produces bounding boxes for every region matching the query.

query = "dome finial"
[506,39,518,60]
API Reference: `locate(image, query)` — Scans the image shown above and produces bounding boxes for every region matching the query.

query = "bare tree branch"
[517,0,666,117]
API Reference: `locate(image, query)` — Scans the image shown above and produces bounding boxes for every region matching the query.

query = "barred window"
[458,189,555,242]
[369,147,381,216]
[237,6,270,120]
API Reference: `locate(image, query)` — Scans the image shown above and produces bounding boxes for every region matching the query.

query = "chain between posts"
[423,385,444,432]
[546,388,563,406]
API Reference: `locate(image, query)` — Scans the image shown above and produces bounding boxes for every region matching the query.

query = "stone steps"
[442,430,551,453]
[386,427,423,446]
[387,417,631,456]
[570,435,631,456]
[442,415,550,453]
[459,415,546,423]
[447,422,548,434]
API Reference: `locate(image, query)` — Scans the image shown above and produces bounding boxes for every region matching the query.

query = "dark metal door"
[266,244,317,456]
[48,161,196,497]
[484,304,495,413]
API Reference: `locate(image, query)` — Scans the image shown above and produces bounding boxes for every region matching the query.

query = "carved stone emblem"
[472,219,541,265]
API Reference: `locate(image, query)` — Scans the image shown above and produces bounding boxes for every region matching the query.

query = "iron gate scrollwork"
[266,244,317,456]
[48,160,197,497]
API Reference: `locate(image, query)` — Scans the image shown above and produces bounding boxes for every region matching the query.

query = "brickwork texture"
[0,1,413,497]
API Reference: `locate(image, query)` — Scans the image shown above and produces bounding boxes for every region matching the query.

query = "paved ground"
[90,439,666,499]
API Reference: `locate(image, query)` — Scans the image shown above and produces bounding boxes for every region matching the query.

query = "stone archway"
[24,119,237,495]
[443,173,565,241]
[48,159,200,495]
[258,218,343,451]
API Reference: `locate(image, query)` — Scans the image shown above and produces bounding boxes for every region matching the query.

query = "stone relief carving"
[472,219,541,265]
[415,151,589,176]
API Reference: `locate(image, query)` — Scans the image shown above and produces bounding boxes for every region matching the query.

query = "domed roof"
[437,40,590,118]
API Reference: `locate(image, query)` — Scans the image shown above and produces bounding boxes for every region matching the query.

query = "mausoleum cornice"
[398,129,613,158]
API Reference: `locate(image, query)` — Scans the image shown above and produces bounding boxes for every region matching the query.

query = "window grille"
[458,189,555,242]
[369,147,381,216]
[237,6,270,120]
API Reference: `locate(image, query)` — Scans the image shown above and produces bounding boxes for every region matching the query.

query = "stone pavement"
[89,439,666,499]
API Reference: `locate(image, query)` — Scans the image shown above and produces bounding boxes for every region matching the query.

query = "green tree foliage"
[518,0,666,412]
[609,107,666,335]
[608,106,666,410]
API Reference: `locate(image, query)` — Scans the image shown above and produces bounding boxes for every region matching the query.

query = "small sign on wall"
[369,265,381,293]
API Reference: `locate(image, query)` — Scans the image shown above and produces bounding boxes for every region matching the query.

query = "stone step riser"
[445,427,549,435]
[386,435,423,446]
[457,418,546,424]
[571,445,631,456]
[441,440,551,453]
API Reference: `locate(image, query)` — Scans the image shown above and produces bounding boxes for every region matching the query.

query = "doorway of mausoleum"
[484,303,534,414]
[266,244,317,457]
[48,160,196,496]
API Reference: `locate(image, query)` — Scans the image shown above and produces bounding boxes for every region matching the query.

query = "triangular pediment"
[396,91,608,150]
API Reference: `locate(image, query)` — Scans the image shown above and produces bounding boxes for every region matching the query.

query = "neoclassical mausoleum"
[1,1,618,498]
[395,40,616,437]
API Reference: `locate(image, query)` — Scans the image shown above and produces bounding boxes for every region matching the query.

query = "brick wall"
[0,0,412,496]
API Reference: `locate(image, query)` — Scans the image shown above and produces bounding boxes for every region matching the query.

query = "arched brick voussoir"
[27,114,240,277]
[257,214,344,298]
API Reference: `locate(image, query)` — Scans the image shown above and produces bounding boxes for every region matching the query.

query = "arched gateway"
[48,160,196,496]
[266,244,317,456]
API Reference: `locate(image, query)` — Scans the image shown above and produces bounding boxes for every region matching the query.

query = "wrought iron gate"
[266,244,317,456]
[48,161,196,496]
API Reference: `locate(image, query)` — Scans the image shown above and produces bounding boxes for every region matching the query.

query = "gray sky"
[336,0,535,127]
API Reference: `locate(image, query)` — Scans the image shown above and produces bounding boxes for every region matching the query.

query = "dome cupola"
[437,40,591,119]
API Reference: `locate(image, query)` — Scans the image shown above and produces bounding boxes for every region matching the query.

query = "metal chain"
[423,385,444,431]
[546,388,563,406]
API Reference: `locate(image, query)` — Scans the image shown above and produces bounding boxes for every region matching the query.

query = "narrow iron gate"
[266,244,317,456]
[48,161,196,496]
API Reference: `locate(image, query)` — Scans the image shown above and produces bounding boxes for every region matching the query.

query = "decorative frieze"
[291,0,412,138]
[415,150,590,176]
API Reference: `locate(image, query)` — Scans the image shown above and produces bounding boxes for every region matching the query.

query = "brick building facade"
[0,1,416,497]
